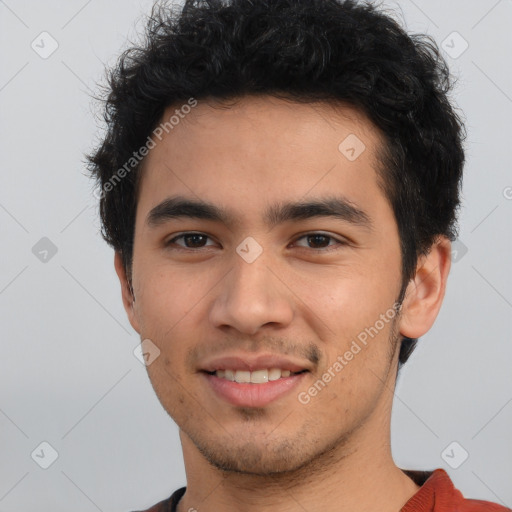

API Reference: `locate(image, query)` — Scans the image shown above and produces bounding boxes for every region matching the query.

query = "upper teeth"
[215,368,292,383]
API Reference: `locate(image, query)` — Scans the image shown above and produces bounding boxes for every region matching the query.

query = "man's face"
[127,96,405,474]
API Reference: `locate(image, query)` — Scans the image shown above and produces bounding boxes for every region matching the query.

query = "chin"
[192,434,310,475]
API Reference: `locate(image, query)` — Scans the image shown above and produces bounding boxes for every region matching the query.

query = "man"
[87,0,509,511]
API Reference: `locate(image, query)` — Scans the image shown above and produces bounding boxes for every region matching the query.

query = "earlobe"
[114,251,141,334]
[398,237,452,339]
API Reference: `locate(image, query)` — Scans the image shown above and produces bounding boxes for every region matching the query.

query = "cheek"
[135,264,211,329]
[311,319,398,421]
[306,266,401,395]
[303,264,399,337]
[133,267,213,376]
[146,357,189,421]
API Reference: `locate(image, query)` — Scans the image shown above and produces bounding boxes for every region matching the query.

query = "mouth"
[198,353,313,407]
[201,368,310,407]
[203,368,308,383]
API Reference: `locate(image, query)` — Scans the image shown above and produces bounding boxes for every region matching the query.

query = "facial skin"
[115,96,451,512]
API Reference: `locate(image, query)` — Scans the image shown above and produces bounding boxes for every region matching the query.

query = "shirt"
[132,469,510,512]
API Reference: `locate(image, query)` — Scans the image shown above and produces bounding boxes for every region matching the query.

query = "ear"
[398,236,452,339]
[114,251,141,334]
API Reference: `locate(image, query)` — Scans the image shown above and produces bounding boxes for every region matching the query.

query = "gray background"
[1,0,511,510]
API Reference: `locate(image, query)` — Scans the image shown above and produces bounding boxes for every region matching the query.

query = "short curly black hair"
[87,0,465,367]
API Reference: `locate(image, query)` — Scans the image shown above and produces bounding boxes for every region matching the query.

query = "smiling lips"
[200,353,311,374]
[200,353,311,407]
[214,368,298,383]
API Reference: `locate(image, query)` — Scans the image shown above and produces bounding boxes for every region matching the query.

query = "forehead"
[157,95,382,154]
[136,95,387,223]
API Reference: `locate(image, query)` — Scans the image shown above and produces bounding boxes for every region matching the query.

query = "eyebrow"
[146,195,373,231]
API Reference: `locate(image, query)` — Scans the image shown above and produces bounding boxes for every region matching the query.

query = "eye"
[292,232,347,251]
[166,232,217,249]
[165,231,348,252]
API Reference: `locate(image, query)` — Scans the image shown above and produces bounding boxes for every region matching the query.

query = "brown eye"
[294,233,345,251]
[305,234,331,249]
[167,233,216,249]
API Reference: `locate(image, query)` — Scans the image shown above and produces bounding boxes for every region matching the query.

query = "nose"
[209,251,295,336]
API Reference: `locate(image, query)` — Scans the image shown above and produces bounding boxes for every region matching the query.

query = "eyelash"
[165,232,348,253]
